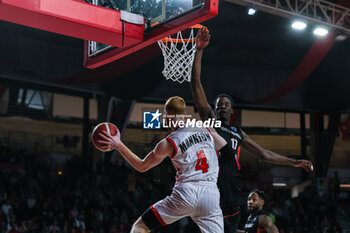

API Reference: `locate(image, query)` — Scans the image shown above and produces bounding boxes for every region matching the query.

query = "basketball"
[91,122,119,152]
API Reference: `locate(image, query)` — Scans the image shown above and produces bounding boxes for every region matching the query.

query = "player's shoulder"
[154,138,176,158]
[258,214,274,227]
[219,125,243,137]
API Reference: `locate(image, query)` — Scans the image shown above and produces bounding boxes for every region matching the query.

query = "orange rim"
[160,38,195,43]
[160,24,208,43]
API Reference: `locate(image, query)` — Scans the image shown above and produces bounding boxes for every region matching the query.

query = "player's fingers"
[306,163,312,173]
[305,166,311,173]
[99,131,109,138]
[201,28,208,37]
[101,131,113,138]
[99,132,111,141]
[198,28,204,35]
[97,140,110,146]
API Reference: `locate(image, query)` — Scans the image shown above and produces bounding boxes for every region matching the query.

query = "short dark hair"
[214,94,235,109]
[249,189,268,202]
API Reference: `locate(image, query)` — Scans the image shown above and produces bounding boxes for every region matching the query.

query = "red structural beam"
[339,115,350,140]
[230,109,240,125]
[260,32,335,103]
[0,86,6,99]
[259,0,350,103]
[0,0,144,48]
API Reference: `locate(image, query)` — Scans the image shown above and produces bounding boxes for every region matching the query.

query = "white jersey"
[147,127,223,233]
[166,127,219,184]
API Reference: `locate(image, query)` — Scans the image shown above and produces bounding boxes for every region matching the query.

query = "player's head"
[164,96,186,115]
[164,96,186,129]
[214,94,234,124]
[247,189,267,214]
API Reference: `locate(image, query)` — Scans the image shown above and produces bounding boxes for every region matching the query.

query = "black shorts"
[218,182,242,216]
[224,211,241,233]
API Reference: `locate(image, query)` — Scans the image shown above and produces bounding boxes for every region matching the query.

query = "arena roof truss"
[226,0,350,34]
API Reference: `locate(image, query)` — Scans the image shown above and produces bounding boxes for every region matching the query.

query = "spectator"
[0,145,345,233]
[48,220,60,233]
[1,200,11,216]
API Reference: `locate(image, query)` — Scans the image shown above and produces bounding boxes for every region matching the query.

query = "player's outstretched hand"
[294,159,313,173]
[98,130,121,150]
[196,27,210,49]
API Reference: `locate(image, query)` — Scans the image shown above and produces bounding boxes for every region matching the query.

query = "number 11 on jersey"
[195,150,209,173]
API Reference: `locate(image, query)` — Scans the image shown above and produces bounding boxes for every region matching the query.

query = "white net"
[157,28,197,83]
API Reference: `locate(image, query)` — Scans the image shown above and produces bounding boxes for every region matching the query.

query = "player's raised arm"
[207,127,227,151]
[191,27,215,121]
[240,130,313,173]
[98,131,173,172]
[208,127,241,166]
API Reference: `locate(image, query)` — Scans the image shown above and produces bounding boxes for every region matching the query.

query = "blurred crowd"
[260,187,343,233]
[0,145,348,233]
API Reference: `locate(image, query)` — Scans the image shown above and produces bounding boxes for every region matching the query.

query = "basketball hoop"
[157,25,207,83]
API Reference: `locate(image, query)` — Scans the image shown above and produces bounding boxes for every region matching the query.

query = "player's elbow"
[136,163,149,173]
[135,167,147,173]
[135,166,147,173]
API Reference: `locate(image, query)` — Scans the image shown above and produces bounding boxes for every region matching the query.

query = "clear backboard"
[84,0,218,68]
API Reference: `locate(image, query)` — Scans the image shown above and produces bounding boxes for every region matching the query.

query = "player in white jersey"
[98,96,229,233]
[167,126,219,184]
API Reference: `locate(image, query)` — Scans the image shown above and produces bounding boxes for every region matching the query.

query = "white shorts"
[151,182,223,233]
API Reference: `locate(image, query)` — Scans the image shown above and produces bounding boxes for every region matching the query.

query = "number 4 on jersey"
[195,150,209,173]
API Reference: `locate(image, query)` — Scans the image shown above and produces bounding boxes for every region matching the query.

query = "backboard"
[84,0,218,68]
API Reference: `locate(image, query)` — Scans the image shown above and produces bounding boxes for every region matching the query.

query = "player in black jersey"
[191,27,313,233]
[238,189,278,233]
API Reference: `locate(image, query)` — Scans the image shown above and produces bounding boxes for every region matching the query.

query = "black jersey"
[216,124,243,216]
[244,211,267,233]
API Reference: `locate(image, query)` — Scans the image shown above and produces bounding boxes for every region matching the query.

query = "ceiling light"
[292,21,307,30]
[248,8,257,16]
[335,33,348,42]
[313,27,329,36]
[273,183,286,187]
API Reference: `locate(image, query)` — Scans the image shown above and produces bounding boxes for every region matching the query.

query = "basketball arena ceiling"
[0,1,350,111]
